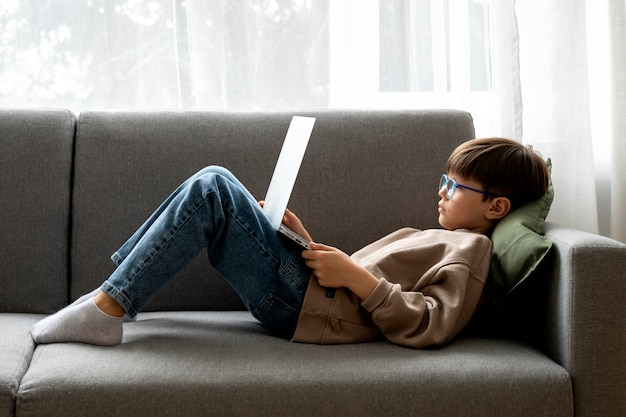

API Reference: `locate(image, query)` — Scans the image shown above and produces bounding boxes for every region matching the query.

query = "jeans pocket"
[256,293,302,339]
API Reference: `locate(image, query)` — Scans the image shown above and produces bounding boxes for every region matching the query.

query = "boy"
[31,137,549,348]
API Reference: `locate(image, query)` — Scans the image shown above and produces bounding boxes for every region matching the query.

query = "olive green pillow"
[486,159,553,308]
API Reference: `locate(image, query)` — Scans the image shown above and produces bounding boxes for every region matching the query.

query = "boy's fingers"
[308,241,332,251]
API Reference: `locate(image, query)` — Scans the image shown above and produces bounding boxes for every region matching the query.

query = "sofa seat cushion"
[17,311,572,417]
[0,314,41,417]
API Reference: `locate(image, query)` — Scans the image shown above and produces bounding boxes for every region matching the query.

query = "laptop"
[262,115,315,249]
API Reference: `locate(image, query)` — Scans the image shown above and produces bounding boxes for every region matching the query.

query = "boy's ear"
[486,197,511,220]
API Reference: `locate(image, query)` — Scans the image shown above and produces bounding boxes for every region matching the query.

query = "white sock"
[31,298,123,346]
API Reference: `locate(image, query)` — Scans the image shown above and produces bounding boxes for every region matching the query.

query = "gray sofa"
[1,108,625,417]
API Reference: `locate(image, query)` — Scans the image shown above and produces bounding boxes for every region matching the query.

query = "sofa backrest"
[70,110,475,311]
[0,109,75,313]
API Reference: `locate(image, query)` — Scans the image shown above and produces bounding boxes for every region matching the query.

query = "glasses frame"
[439,174,498,200]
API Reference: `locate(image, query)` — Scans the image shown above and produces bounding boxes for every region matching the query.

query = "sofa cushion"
[0,314,40,417]
[17,312,572,417]
[0,109,75,313]
[71,110,475,311]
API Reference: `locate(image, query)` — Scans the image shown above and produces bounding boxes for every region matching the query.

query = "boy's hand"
[302,242,379,300]
[282,208,313,243]
[258,201,312,242]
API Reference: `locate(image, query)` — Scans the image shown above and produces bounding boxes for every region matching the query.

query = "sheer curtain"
[0,0,623,241]
[0,0,330,110]
[516,0,626,242]
[328,0,522,139]
[183,1,329,109]
[0,0,515,129]
[607,0,626,244]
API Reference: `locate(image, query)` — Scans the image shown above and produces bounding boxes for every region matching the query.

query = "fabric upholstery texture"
[0,109,75,313]
[540,224,626,417]
[17,312,573,417]
[0,315,39,417]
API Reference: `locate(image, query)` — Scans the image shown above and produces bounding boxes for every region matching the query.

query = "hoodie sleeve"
[361,262,484,348]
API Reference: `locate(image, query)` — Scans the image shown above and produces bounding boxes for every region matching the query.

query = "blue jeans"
[101,166,312,339]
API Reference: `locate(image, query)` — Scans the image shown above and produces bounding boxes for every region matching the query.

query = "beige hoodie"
[292,228,492,348]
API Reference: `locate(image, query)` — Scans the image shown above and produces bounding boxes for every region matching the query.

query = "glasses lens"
[440,174,456,199]
[439,174,447,193]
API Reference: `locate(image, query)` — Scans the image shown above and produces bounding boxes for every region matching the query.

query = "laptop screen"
[262,116,316,230]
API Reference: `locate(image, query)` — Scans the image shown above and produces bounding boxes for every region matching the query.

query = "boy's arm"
[301,242,379,299]
[361,264,482,347]
[303,242,483,348]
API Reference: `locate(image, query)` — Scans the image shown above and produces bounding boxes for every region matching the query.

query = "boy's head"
[438,137,549,234]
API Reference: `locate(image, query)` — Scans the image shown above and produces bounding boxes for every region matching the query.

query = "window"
[0,0,329,110]
[1,0,512,136]
[329,0,518,138]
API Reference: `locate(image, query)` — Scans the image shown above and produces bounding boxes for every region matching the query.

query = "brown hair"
[446,137,549,210]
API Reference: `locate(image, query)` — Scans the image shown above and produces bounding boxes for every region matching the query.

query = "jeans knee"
[189,166,246,204]
[196,165,234,180]
[188,165,255,214]
[192,166,236,189]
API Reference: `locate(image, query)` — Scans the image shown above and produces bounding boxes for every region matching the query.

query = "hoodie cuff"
[361,278,395,313]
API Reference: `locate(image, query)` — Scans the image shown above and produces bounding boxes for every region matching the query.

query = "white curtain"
[183,1,329,109]
[516,0,626,242]
[0,0,624,241]
[327,0,522,139]
[608,0,626,243]
[0,0,330,110]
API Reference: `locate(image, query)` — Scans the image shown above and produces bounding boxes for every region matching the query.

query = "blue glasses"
[439,174,498,200]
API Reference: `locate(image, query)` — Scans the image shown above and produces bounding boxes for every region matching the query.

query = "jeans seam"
[220,192,282,266]
[257,293,301,338]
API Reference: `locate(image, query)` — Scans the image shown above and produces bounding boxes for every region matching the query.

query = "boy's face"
[437,172,499,234]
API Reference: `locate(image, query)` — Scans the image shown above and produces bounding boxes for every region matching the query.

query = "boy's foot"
[71,288,135,322]
[31,298,123,346]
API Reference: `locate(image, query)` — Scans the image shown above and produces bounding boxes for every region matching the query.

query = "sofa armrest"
[540,222,626,417]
